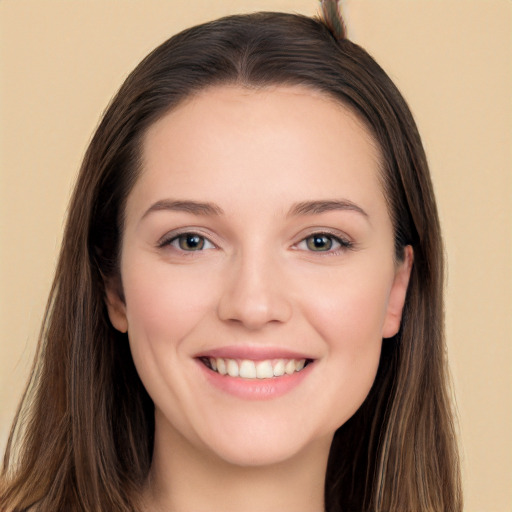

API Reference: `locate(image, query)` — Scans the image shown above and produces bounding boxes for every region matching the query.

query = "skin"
[106,85,413,512]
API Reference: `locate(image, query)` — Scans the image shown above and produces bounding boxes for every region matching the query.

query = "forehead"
[131,85,384,220]
[145,84,379,157]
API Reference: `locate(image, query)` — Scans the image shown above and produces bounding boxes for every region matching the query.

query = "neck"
[142,418,331,512]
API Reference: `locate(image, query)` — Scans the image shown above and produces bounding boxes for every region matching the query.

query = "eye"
[161,232,216,252]
[296,233,352,253]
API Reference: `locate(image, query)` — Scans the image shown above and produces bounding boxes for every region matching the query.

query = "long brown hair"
[1,8,462,512]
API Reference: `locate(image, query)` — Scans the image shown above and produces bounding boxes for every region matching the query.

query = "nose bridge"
[217,241,292,329]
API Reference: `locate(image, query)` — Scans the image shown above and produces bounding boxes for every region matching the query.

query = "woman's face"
[106,85,412,467]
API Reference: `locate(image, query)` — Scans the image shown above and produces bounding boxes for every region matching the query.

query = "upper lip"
[195,345,315,361]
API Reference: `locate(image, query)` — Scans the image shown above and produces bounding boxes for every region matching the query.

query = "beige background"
[1,1,510,510]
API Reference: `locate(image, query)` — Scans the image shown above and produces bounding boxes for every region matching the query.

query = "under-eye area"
[198,356,315,379]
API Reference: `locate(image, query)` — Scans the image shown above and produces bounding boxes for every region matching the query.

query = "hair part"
[2,10,461,512]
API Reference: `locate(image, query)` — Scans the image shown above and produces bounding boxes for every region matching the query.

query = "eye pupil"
[179,234,204,251]
[307,235,332,251]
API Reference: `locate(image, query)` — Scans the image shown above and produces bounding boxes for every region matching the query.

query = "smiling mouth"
[199,357,313,379]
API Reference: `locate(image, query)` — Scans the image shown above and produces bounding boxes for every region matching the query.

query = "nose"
[216,250,293,330]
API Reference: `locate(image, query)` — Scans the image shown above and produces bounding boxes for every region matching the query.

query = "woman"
[1,2,462,511]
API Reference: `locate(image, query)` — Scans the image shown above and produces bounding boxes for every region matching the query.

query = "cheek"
[122,260,217,345]
[119,261,222,408]
[120,261,221,425]
[302,265,393,348]
[297,263,393,427]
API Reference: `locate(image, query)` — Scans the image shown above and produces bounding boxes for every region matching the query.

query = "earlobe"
[105,279,128,333]
[382,245,413,339]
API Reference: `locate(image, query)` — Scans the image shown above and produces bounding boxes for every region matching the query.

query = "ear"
[382,245,413,339]
[105,278,128,333]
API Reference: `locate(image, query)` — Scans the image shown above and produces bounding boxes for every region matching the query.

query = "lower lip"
[196,360,314,400]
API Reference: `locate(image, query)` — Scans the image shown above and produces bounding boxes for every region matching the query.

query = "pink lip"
[195,345,313,361]
[195,357,315,401]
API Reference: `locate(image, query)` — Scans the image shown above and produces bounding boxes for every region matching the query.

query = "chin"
[209,436,318,468]
[191,412,334,469]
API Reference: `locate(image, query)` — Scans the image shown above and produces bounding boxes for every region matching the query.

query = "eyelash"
[158,231,217,252]
[295,232,353,254]
[158,230,353,255]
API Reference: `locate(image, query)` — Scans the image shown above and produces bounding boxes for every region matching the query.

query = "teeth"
[216,358,227,375]
[205,357,308,379]
[227,359,239,377]
[256,360,274,379]
[239,360,257,379]
[285,360,296,375]
[273,360,285,377]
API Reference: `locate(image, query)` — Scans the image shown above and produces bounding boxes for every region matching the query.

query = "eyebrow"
[287,199,368,218]
[141,199,224,220]
[141,198,368,221]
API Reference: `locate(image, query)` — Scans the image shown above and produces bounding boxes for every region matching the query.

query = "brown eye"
[296,232,352,253]
[177,234,206,251]
[306,234,334,251]
[159,232,216,252]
